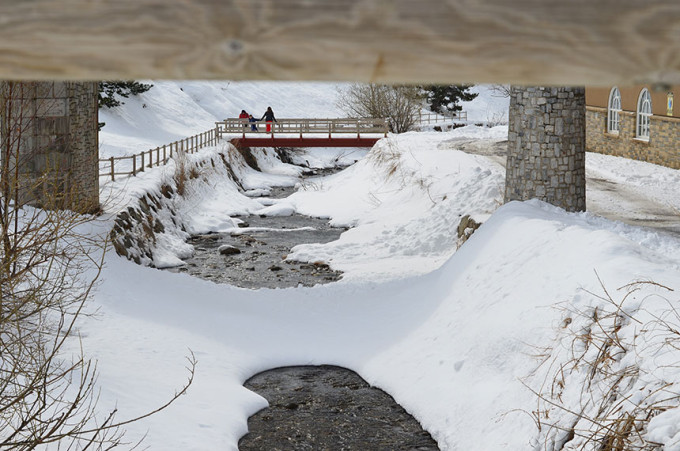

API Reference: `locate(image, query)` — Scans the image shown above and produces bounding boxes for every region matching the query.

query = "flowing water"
[165,172,345,289]
[165,166,438,449]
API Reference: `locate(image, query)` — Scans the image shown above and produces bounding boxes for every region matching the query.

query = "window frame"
[636,88,652,141]
[607,87,622,135]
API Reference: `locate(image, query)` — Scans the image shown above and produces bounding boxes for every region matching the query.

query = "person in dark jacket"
[248,114,259,132]
[260,107,277,132]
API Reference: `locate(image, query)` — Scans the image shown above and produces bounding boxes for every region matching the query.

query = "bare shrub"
[526,275,680,450]
[173,145,188,195]
[336,83,423,133]
[490,84,511,98]
[486,109,508,127]
[1,81,194,449]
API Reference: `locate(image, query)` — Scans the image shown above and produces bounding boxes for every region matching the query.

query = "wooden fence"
[215,117,389,139]
[413,110,468,124]
[98,129,218,182]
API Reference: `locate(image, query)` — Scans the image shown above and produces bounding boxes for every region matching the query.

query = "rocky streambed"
[166,213,344,289]
[164,169,348,289]
[164,168,439,450]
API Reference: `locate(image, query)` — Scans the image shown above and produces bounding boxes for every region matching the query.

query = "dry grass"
[526,275,680,450]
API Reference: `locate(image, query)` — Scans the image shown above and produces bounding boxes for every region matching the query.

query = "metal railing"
[98,129,218,182]
[215,117,389,139]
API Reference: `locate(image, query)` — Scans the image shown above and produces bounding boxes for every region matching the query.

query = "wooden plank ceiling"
[1,0,679,85]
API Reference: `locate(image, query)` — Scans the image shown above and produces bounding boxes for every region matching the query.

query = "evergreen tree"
[421,85,478,116]
[98,81,153,108]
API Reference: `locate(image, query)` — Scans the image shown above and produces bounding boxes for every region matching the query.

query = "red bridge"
[216,118,388,148]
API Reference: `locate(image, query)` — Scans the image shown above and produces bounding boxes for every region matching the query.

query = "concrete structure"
[505,86,586,212]
[586,85,680,169]
[1,81,99,212]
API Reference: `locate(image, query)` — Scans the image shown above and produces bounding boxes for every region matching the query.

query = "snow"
[99,81,348,159]
[54,82,680,449]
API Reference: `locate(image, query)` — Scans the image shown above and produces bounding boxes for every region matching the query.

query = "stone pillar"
[504,86,586,212]
[1,81,99,213]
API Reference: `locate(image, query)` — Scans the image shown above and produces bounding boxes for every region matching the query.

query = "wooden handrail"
[413,111,468,124]
[216,117,389,137]
[98,128,218,182]
[100,118,390,182]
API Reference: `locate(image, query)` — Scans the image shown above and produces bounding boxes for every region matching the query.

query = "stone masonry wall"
[586,107,680,169]
[1,81,99,213]
[505,86,586,212]
[67,82,99,212]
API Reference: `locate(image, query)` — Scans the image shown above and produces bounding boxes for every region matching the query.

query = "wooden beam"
[231,137,380,148]
[1,0,680,85]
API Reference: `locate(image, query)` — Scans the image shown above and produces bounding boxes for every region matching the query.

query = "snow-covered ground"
[69,83,680,450]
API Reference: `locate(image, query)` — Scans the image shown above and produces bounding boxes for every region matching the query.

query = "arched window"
[636,88,652,140]
[607,87,621,134]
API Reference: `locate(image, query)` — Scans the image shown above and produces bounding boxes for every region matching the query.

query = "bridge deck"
[230,136,381,148]
[217,117,388,148]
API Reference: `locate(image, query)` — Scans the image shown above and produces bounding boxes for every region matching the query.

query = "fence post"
[140,152,145,172]
[132,155,137,175]
[156,147,160,165]
[110,157,115,181]
[163,144,167,162]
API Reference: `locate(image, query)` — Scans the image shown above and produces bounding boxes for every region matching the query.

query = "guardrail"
[413,110,468,124]
[215,117,389,139]
[98,129,218,182]
[99,117,390,182]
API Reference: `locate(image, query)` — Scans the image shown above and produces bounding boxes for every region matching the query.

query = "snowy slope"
[79,82,680,450]
[99,81,348,159]
[98,82,505,159]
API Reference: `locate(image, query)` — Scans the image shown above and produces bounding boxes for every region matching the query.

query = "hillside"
[98,81,508,159]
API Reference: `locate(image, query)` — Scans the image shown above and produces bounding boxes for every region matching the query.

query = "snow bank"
[286,130,506,281]
[80,82,680,450]
[83,197,680,450]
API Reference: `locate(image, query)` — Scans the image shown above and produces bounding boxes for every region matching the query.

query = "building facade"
[586,85,680,169]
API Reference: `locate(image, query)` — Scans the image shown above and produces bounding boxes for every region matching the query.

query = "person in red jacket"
[238,110,249,131]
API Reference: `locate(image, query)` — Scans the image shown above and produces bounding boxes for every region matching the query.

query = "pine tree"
[421,85,478,116]
[98,81,153,108]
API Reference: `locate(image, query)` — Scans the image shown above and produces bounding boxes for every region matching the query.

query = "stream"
[164,164,439,449]
[165,174,345,289]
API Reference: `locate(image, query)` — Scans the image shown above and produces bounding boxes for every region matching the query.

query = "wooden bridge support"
[505,86,586,212]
